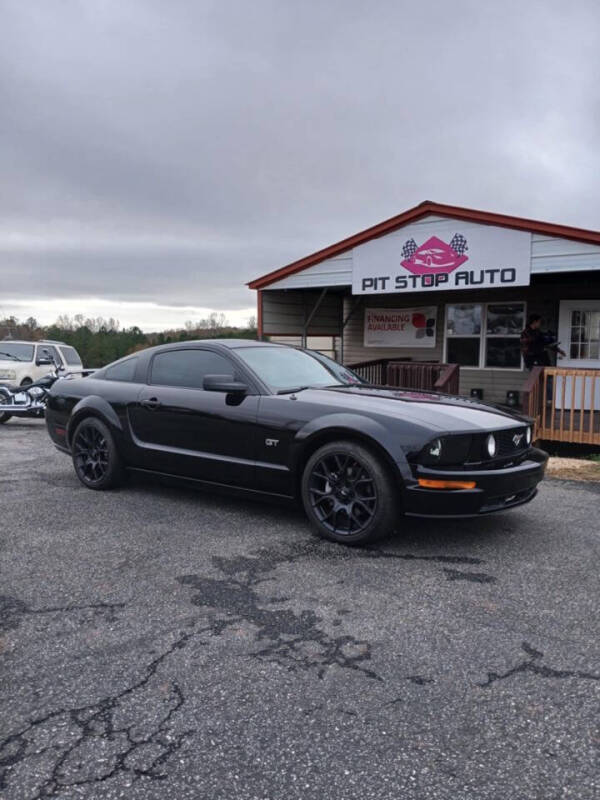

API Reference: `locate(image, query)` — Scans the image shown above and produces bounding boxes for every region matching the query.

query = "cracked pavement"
[1,420,599,799]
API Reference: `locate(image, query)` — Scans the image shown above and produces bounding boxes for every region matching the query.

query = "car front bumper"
[403,447,548,518]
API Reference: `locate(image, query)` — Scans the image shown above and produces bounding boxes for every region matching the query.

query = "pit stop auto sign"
[352,221,531,295]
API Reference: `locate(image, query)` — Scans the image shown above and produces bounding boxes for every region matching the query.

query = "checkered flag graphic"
[450,233,468,255]
[402,238,418,259]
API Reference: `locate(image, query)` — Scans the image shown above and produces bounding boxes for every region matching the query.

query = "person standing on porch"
[520,314,566,369]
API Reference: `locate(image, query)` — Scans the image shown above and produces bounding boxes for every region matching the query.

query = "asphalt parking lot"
[1,419,599,800]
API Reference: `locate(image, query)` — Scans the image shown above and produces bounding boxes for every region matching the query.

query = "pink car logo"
[401,234,468,276]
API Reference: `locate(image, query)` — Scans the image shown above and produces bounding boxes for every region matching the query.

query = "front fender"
[67,395,124,445]
[293,412,413,482]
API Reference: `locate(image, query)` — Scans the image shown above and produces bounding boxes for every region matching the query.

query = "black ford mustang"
[46,340,547,545]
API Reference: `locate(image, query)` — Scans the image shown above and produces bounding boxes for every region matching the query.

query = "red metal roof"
[248,200,600,290]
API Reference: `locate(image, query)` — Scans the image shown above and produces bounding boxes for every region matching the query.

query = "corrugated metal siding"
[531,234,600,273]
[264,215,600,290]
[262,290,342,336]
[265,255,352,289]
[342,280,600,403]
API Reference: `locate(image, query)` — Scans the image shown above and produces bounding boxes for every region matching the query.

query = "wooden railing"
[348,358,394,385]
[522,367,600,444]
[349,359,460,394]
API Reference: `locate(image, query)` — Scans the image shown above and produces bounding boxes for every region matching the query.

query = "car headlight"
[428,438,442,460]
[419,435,472,466]
[525,426,532,445]
[486,434,497,458]
[0,369,16,380]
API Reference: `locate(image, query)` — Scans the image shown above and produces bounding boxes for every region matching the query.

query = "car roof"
[146,339,284,351]
[214,340,283,349]
[1,339,67,345]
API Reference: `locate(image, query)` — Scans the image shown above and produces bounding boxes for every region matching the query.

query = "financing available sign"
[364,306,437,348]
[353,220,532,295]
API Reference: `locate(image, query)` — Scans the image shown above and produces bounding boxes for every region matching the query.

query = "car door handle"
[141,397,161,410]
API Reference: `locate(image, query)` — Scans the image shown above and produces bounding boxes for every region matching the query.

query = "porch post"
[302,288,328,348]
[257,290,263,341]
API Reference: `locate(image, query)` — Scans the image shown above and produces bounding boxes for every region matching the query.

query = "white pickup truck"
[0,340,85,389]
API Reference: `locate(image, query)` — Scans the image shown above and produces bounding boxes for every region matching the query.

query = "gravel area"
[547,457,600,482]
[1,419,599,799]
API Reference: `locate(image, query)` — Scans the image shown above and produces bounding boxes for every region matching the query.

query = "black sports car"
[46,340,548,544]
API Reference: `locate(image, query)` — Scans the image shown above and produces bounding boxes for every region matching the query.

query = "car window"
[105,357,139,383]
[58,345,82,366]
[150,349,235,389]
[235,346,345,392]
[0,343,34,362]
[37,345,59,364]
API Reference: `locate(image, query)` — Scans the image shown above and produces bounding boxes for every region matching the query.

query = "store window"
[445,302,525,368]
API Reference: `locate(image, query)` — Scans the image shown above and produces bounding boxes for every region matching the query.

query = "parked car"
[45,341,547,545]
[0,340,84,389]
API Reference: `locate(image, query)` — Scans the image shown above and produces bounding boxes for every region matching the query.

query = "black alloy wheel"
[301,440,397,545]
[0,412,11,424]
[72,417,123,490]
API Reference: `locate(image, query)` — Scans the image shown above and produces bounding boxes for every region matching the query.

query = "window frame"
[443,301,527,371]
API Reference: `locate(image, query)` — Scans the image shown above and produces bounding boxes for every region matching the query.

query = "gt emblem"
[512,433,524,447]
[265,438,279,447]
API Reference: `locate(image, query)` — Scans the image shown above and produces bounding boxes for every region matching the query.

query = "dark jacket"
[520,326,547,369]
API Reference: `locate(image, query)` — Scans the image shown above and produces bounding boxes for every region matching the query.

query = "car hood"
[296,385,528,433]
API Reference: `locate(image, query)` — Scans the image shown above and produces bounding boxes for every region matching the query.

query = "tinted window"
[0,343,34,362]
[150,349,234,389]
[58,345,82,366]
[105,357,139,382]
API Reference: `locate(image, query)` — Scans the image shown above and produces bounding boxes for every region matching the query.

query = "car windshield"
[306,350,366,384]
[236,346,349,393]
[0,343,34,362]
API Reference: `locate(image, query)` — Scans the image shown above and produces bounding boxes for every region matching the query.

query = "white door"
[556,300,600,410]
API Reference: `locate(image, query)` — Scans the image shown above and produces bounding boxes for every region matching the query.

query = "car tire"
[71,417,124,490]
[301,440,398,545]
[0,412,11,424]
[20,378,33,387]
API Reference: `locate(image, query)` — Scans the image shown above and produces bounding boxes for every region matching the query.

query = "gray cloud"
[1,0,599,320]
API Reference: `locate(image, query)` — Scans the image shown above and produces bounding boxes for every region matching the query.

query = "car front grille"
[495,426,529,457]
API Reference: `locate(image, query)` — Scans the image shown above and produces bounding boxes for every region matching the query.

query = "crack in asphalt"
[178,546,384,682]
[177,543,490,683]
[0,594,126,633]
[443,568,497,584]
[0,628,203,797]
[478,641,600,687]
[0,543,501,796]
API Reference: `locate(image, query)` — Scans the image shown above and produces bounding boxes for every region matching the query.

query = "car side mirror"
[36,356,53,366]
[203,374,248,394]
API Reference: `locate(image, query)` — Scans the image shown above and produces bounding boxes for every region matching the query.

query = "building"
[249,201,600,444]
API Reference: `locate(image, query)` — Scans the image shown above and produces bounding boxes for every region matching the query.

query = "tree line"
[0,312,258,367]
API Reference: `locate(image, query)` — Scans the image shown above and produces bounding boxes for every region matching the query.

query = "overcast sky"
[1,0,599,330]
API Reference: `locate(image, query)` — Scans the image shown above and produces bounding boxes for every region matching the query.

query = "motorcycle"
[0,352,65,424]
